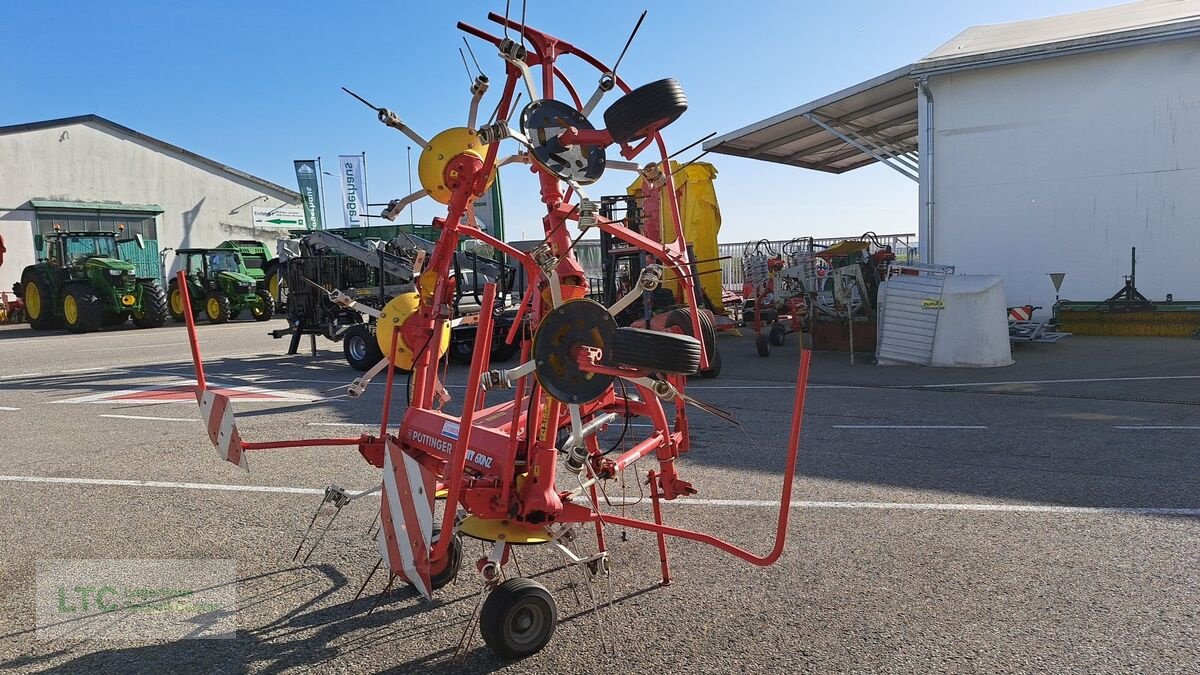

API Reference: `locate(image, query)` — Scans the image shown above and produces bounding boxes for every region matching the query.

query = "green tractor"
[168,248,275,324]
[20,230,168,333]
[217,239,284,310]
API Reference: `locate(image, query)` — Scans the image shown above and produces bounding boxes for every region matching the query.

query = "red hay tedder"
[181,10,810,659]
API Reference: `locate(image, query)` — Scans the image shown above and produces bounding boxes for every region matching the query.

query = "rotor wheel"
[132,280,168,328]
[62,283,103,334]
[204,292,231,324]
[610,326,701,375]
[604,78,688,144]
[479,578,557,659]
[21,267,60,330]
[664,307,720,378]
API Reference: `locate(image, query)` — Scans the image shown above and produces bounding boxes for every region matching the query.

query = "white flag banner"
[337,154,368,228]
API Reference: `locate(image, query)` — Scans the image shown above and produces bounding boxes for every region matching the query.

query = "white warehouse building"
[707,0,1200,313]
[0,115,299,294]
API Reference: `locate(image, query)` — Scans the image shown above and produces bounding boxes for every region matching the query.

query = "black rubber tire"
[62,282,103,334]
[756,332,771,357]
[769,323,786,346]
[610,326,701,375]
[251,289,275,322]
[448,335,474,365]
[167,279,192,323]
[21,267,61,330]
[664,307,720,378]
[343,324,383,372]
[698,345,721,378]
[102,311,128,327]
[133,280,168,328]
[429,529,462,591]
[480,577,557,660]
[604,78,688,144]
[204,292,231,325]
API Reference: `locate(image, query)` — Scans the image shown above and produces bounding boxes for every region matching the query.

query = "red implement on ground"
[180,10,811,660]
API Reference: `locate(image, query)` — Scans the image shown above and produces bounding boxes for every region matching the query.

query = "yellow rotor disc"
[418,127,496,205]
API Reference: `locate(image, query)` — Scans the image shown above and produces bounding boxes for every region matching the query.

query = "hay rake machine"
[181,9,810,660]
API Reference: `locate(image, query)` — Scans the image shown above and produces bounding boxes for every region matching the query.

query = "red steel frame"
[183,12,813,588]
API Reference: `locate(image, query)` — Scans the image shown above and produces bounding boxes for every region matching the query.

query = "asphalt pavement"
[0,319,1197,673]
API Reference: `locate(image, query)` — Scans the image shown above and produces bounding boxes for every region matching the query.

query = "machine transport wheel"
[428,529,463,591]
[205,292,232,324]
[21,268,61,330]
[769,323,786,346]
[604,78,688,144]
[251,289,275,322]
[343,324,383,372]
[132,280,168,329]
[664,307,720,378]
[479,577,557,659]
[756,332,771,357]
[62,283,103,334]
[610,327,701,375]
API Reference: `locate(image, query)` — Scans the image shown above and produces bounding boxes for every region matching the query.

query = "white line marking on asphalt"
[79,342,184,353]
[1113,425,1200,430]
[99,414,199,422]
[0,406,20,411]
[61,366,117,373]
[833,425,988,429]
[1,474,1196,517]
[913,375,1200,388]
[0,323,273,346]
[306,422,374,427]
[0,373,44,380]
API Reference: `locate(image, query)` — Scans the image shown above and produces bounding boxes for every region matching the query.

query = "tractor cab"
[169,248,274,324]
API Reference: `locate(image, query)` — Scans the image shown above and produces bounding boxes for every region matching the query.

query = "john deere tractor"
[20,230,168,333]
[168,248,275,324]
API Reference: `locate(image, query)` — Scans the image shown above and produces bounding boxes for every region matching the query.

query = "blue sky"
[2,0,1118,241]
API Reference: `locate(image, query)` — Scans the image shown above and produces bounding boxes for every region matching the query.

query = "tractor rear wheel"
[133,280,168,328]
[62,283,103,334]
[21,267,61,330]
[251,289,275,322]
[480,577,557,659]
[610,327,702,375]
[204,292,232,324]
[604,78,688,144]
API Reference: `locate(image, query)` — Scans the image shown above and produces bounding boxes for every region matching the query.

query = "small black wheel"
[251,289,275,321]
[480,577,557,659]
[604,78,688,144]
[132,280,169,328]
[665,307,720,378]
[769,323,786,346]
[490,339,520,363]
[343,324,383,372]
[756,332,771,357]
[448,334,474,364]
[610,327,701,375]
[204,292,231,324]
[429,529,462,591]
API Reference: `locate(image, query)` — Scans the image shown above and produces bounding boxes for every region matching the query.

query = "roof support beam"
[778,111,918,161]
[746,90,917,156]
[801,113,919,182]
[803,130,919,170]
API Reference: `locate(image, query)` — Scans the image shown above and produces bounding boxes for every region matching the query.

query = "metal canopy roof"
[703,65,918,181]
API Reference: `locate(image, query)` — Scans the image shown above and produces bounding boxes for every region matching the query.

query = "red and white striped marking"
[1008,306,1033,321]
[376,438,435,600]
[197,389,247,470]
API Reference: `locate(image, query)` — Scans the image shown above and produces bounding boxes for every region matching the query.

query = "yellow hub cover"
[418,127,496,205]
[458,516,551,545]
[24,282,41,319]
[206,298,222,319]
[375,292,450,370]
[63,294,78,324]
[170,290,184,314]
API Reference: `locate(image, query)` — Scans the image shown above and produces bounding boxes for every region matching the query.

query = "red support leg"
[648,470,671,586]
